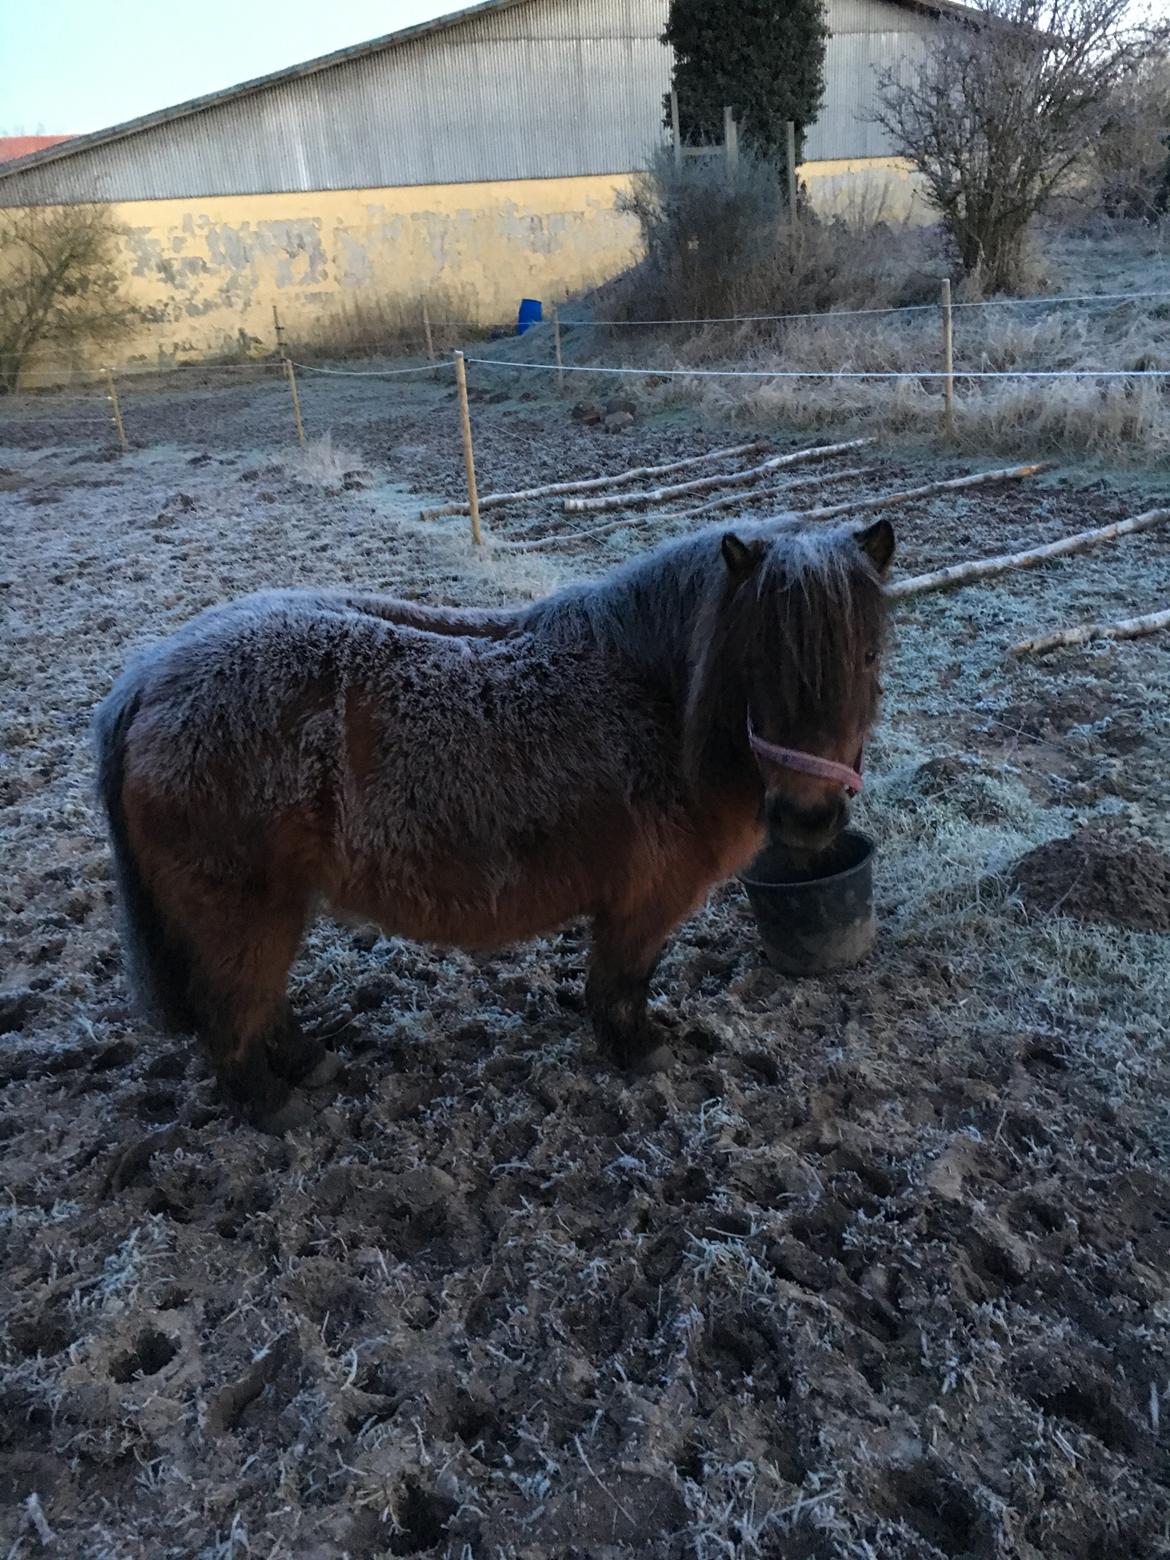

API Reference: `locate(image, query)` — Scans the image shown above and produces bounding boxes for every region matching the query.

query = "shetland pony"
[94,519,894,1130]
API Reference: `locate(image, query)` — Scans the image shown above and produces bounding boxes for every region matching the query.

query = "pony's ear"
[721,532,765,582]
[856,519,895,577]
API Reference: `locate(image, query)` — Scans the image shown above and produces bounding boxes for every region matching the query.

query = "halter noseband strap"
[746,716,864,798]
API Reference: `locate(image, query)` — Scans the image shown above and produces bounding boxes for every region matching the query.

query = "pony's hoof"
[301,1050,343,1090]
[258,1093,314,1134]
[630,1042,674,1076]
[300,1002,356,1044]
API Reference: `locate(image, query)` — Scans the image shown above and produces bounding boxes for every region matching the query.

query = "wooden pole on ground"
[272,304,305,447]
[724,107,739,187]
[889,507,1170,601]
[654,465,875,526]
[794,461,1053,524]
[564,438,873,514]
[418,440,769,519]
[503,469,874,553]
[785,121,798,215]
[1012,605,1170,656]
[552,306,564,398]
[103,368,127,454]
[422,298,437,380]
[941,278,955,440]
[453,350,482,546]
[670,90,682,169]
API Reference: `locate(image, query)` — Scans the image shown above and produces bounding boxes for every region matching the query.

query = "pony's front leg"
[586,909,676,1073]
[267,1013,345,1090]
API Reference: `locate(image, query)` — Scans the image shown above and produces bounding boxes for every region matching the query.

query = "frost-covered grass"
[2,368,1169,1558]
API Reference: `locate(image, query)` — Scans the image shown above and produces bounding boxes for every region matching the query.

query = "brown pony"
[94,518,894,1130]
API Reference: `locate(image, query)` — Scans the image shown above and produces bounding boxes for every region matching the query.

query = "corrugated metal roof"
[0,0,536,183]
[0,0,977,186]
[0,0,672,202]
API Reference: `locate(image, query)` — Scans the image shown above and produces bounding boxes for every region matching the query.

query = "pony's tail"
[93,682,197,1032]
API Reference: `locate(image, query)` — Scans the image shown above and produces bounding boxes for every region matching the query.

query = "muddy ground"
[2,366,1170,1559]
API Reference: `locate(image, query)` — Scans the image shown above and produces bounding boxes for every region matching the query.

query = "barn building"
[0,0,953,369]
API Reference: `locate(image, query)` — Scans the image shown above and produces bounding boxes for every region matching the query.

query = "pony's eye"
[864,650,878,668]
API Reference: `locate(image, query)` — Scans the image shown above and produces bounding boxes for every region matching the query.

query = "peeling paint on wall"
[6,159,925,374]
[15,174,649,368]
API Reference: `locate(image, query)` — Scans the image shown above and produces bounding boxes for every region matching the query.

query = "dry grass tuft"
[639,287,1170,462]
[293,284,482,362]
[274,430,368,487]
[573,196,1170,462]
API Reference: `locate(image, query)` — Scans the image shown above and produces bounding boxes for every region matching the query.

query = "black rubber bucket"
[740,829,876,976]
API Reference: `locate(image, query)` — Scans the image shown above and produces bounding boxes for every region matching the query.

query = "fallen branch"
[1012,605,1170,656]
[563,438,873,514]
[794,462,1054,523]
[419,439,767,518]
[496,468,875,553]
[506,465,873,544]
[495,514,662,552]
[888,507,1170,601]
[657,465,875,525]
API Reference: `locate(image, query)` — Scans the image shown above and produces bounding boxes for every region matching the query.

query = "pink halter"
[747,716,864,797]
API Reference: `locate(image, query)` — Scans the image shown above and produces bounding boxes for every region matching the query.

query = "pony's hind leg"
[587,907,676,1072]
[132,839,313,1128]
[187,908,313,1130]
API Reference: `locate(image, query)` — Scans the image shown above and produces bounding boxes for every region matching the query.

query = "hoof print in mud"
[109,1327,178,1384]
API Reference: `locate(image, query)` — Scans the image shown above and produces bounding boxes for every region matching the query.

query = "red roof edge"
[0,135,73,164]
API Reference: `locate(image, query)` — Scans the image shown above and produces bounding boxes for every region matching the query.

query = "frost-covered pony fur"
[94,518,894,1129]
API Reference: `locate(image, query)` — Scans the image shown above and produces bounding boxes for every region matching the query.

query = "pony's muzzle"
[764,788,850,854]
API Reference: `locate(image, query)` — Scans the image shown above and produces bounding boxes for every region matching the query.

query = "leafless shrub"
[1089,48,1170,221]
[604,147,938,331]
[0,203,135,392]
[874,0,1164,294]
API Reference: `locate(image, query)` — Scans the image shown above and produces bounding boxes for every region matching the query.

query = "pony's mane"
[518,518,887,710]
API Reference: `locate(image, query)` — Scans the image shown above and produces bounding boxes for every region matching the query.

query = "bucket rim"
[739,829,876,893]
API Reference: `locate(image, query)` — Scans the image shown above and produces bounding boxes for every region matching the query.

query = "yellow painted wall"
[801,156,929,222]
[13,157,926,376]
[55,174,646,370]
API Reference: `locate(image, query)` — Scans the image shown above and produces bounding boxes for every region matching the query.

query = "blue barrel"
[517,298,543,335]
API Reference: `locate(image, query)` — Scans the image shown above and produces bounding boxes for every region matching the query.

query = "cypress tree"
[663,0,831,166]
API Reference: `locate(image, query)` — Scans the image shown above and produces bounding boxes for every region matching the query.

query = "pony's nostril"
[768,795,846,842]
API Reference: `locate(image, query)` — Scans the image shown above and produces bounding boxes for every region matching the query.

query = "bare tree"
[873,0,1162,292]
[1091,45,1170,219]
[0,203,135,393]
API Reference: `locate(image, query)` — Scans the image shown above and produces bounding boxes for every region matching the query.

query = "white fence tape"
[558,288,1170,329]
[465,356,1170,381]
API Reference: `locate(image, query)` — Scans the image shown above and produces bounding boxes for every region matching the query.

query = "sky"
[2,0,1161,140]
[0,0,452,136]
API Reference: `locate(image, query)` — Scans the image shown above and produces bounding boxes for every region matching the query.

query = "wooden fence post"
[103,368,127,454]
[552,306,565,397]
[723,106,739,186]
[283,359,306,448]
[785,121,798,216]
[453,350,482,546]
[272,303,305,447]
[670,89,682,169]
[941,277,955,440]
[422,297,437,379]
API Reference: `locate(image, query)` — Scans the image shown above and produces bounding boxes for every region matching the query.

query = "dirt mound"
[1011,826,1170,931]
